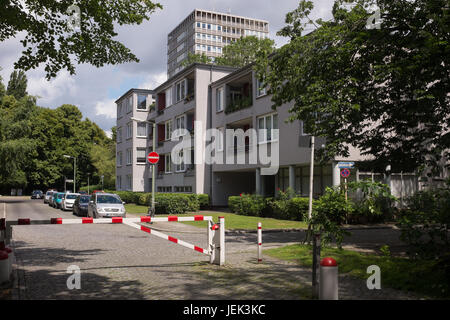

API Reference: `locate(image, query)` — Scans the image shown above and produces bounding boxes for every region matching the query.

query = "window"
[256,78,267,97]
[117,128,122,143]
[175,79,186,102]
[158,186,172,192]
[117,151,123,166]
[165,153,172,173]
[176,150,185,172]
[165,87,172,107]
[116,176,122,190]
[216,87,224,112]
[137,122,147,137]
[126,96,133,113]
[136,148,146,164]
[137,94,147,110]
[165,120,172,141]
[126,122,133,139]
[217,127,224,152]
[258,113,279,143]
[175,115,185,131]
[126,149,132,165]
[117,102,123,117]
[126,175,132,190]
[197,22,200,28]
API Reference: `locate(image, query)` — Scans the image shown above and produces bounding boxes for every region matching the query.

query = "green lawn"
[124,204,308,230]
[264,244,449,299]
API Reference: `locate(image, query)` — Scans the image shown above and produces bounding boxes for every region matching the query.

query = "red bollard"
[319,257,338,300]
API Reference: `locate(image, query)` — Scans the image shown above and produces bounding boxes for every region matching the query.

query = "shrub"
[228,196,241,213]
[347,180,397,223]
[154,193,189,215]
[397,187,450,260]
[306,186,353,247]
[198,194,210,209]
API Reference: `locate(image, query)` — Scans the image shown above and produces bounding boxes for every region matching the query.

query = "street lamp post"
[131,117,156,215]
[64,155,76,193]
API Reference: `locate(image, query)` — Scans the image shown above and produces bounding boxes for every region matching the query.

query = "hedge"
[95,190,210,215]
[228,194,312,221]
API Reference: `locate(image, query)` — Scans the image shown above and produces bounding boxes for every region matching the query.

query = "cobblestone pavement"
[4,197,424,300]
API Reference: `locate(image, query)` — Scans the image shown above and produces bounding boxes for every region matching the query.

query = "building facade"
[167,9,269,78]
[115,89,155,192]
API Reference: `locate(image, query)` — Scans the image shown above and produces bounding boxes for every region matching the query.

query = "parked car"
[73,195,91,217]
[44,190,56,204]
[88,193,126,218]
[61,193,80,211]
[54,192,65,209]
[31,190,43,199]
[49,192,58,207]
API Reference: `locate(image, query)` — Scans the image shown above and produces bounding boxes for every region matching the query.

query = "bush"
[154,194,189,215]
[347,180,397,223]
[198,194,210,209]
[228,196,241,213]
[397,187,450,260]
[234,194,266,217]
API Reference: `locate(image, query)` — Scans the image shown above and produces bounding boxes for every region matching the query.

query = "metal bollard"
[257,222,262,262]
[319,257,338,300]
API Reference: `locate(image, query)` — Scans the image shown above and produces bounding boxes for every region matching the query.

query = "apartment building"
[115,64,444,206]
[167,9,269,78]
[115,89,155,192]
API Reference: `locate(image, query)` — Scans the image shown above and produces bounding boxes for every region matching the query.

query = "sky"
[0,0,335,137]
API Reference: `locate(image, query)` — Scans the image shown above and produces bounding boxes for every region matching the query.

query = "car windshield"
[57,194,64,199]
[96,195,122,204]
[80,196,90,203]
[66,194,77,199]
[46,192,52,196]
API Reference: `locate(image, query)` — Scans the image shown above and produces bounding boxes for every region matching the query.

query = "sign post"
[147,151,159,217]
[340,168,350,201]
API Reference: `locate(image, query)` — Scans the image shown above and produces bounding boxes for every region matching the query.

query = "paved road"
[1,196,421,300]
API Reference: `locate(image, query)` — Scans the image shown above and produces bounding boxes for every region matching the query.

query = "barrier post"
[319,257,338,300]
[208,219,215,264]
[257,222,262,262]
[212,217,225,266]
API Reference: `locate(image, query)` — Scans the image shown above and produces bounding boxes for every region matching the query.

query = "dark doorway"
[264,175,275,197]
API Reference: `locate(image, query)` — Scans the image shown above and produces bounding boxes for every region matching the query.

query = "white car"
[61,193,80,211]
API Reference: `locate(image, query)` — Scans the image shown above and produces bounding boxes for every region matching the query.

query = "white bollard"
[319,257,338,300]
[0,250,9,284]
[257,222,262,262]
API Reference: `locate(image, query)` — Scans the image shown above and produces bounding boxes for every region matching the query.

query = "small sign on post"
[147,151,159,164]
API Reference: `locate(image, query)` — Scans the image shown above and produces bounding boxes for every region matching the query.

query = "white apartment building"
[167,9,269,78]
[115,89,155,192]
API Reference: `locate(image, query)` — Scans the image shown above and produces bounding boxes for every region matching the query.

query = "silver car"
[88,193,126,218]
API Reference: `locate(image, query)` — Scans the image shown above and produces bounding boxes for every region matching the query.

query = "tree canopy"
[0,71,115,192]
[257,0,450,174]
[182,36,276,68]
[6,70,28,100]
[0,0,162,79]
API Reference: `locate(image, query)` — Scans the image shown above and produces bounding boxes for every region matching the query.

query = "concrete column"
[289,165,295,193]
[255,168,262,195]
[332,161,341,187]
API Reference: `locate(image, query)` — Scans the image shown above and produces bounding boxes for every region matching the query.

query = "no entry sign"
[340,168,350,178]
[147,151,159,164]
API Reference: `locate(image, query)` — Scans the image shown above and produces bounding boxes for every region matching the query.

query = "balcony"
[224,73,253,115]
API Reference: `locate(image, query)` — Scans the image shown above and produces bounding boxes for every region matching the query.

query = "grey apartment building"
[115,10,446,206]
[167,9,269,78]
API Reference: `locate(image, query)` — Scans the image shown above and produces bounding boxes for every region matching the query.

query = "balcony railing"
[225,96,252,115]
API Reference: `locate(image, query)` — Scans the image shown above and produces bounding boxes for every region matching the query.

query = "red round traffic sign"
[340,168,350,178]
[147,152,160,164]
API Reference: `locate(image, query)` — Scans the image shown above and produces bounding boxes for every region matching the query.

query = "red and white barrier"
[3,215,225,266]
[257,222,262,262]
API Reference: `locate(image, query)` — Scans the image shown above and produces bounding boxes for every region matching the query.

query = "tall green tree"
[0,0,162,79]
[182,36,276,68]
[257,0,450,173]
[6,70,28,100]
[216,36,276,68]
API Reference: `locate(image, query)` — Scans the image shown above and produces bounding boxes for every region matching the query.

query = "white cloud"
[27,71,77,105]
[138,72,167,90]
[104,130,113,138]
[95,98,117,119]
